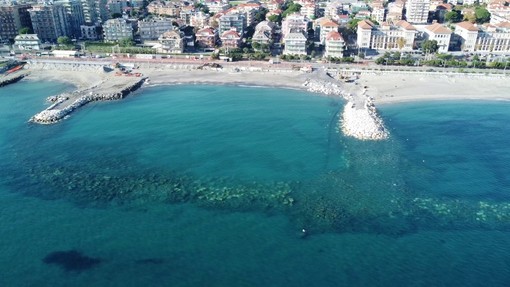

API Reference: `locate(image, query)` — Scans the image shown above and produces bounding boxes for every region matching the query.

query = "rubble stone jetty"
[30,76,146,124]
[303,75,389,141]
[0,72,29,87]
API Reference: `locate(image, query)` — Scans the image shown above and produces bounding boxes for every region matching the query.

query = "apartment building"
[405,0,430,24]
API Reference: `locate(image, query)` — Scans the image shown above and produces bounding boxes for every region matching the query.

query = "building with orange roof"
[423,23,452,52]
[357,20,417,51]
[324,30,345,58]
[475,22,510,52]
[454,21,479,52]
[220,29,242,49]
[283,28,308,55]
[316,18,339,44]
[196,27,218,50]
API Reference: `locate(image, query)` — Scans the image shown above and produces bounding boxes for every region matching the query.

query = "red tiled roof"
[456,21,478,31]
[425,22,452,34]
[326,31,344,41]
[394,20,416,30]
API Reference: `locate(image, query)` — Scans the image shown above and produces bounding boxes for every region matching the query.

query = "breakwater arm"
[0,72,29,87]
[30,76,147,124]
[303,71,389,141]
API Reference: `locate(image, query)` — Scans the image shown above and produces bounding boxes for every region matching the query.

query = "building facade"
[102,18,133,42]
[14,33,40,50]
[405,0,430,24]
[283,28,307,55]
[157,30,184,53]
[218,13,246,35]
[423,23,452,53]
[324,30,345,58]
[0,4,32,42]
[357,20,417,51]
[29,3,71,43]
[138,18,173,41]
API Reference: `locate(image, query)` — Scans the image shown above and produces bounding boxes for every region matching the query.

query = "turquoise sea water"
[1,80,510,286]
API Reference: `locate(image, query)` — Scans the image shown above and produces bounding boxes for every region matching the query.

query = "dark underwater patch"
[42,250,102,272]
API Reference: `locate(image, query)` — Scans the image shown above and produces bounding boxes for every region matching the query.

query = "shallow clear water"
[1,80,510,286]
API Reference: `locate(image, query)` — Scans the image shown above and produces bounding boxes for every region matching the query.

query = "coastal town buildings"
[203,0,229,14]
[454,21,479,52]
[283,28,307,55]
[316,18,339,45]
[386,0,405,23]
[29,3,72,43]
[220,29,242,49]
[195,27,217,50]
[369,0,386,23]
[357,20,417,51]
[13,33,41,50]
[218,13,246,35]
[0,3,33,42]
[138,18,174,41]
[157,29,184,53]
[107,0,130,15]
[488,0,510,24]
[281,13,309,38]
[191,11,210,29]
[102,18,133,42]
[405,0,430,24]
[147,1,180,17]
[324,30,345,58]
[475,22,510,52]
[80,24,99,40]
[423,23,452,53]
[252,20,276,47]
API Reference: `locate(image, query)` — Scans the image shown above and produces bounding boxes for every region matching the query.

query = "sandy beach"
[22,60,510,139]
[24,61,510,105]
[358,72,510,104]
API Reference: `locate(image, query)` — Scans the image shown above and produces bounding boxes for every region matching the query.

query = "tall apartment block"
[405,0,430,24]
[0,3,33,42]
[29,4,71,43]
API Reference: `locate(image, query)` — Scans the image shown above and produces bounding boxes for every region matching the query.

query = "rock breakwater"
[303,77,389,141]
[341,98,389,140]
[0,72,29,87]
[30,77,146,124]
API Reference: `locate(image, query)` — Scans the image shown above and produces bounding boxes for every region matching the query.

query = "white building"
[103,18,133,42]
[157,29,183,53]
[138,18,173,41]
[405,0,430,24]
[476,22,510,52]
[14,34,41,50]
[357,19,417,51]
[454,21,479,52]
[283,28,307,55]
[324,31,345,58]
[370,1,386,23]
[423,23,452,53]
[281,13,309,38]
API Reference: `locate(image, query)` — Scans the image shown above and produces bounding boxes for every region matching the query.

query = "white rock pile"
[303,79,344,96]
[341,98,389,140]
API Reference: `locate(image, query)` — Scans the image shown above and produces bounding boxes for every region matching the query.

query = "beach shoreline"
[21,59,510,140]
